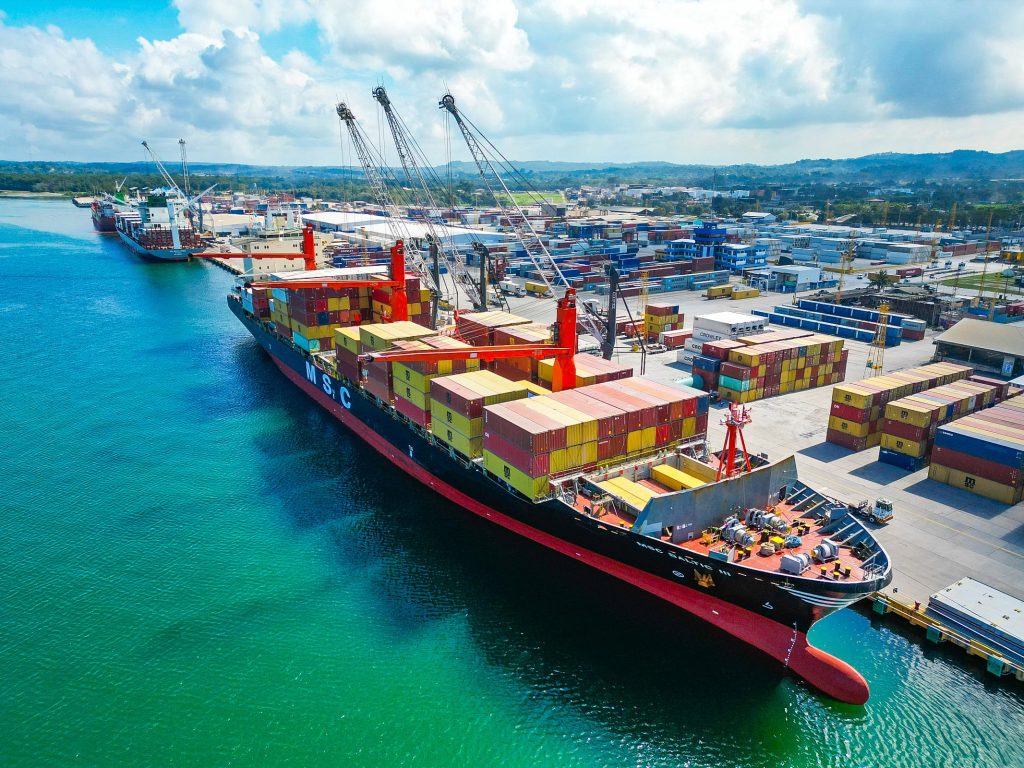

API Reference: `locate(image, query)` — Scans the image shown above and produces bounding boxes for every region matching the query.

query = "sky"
[1,0,1023,167]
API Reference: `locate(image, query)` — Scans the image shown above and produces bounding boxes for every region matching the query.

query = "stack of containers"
[456,310,533,346]
[827,362,973,450]
[334,326,363,381]
[481,379,710,500]
[691,339,744,392]
[241,285,271,319]
[879,379,1001,470]
[537,353,633,388]
[359,322,437,402]
[705,285,733,299]
[929,395,1024,504]
[430,370,531,458]
[391,335,480,426]
[678,312,767,366]
[370,276,433,326]
[717,334,847,403]
[643,303,682,342]
[269,283,370,353]
[491,322,552,381]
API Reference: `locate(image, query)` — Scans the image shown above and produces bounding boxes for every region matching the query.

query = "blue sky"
[1,0,1022,166]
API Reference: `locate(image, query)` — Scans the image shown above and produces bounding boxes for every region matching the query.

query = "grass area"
[499,190,566,206]
[937,273,1024,296]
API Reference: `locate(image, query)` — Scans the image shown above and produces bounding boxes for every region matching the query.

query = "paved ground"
[503,284,1024,605]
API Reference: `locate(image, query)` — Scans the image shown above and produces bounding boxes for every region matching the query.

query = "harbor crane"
[334,102,441,301]
[141,140,214,233]
[439,92,607,349]
[371,86,485,310]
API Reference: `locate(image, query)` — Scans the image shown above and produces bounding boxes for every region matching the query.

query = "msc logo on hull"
[306,361,351,409]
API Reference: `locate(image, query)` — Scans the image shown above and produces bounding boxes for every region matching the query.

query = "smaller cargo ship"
[115,190,206,261]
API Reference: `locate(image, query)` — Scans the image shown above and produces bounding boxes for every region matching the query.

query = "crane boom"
[335,102,440,297]
[371,86,483,309]
[438,93,606,348]
[141,141,183,194]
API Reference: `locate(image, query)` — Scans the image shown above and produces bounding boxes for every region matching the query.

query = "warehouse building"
[934,318,1024,377]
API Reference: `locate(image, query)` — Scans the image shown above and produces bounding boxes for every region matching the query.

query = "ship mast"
[717,403,753,480]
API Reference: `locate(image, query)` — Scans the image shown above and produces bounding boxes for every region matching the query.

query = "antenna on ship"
[716,403,753,481]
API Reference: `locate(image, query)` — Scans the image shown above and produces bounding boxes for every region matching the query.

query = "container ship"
[215,231,892,705]
[115,190,206,261]
[90,195,119,233]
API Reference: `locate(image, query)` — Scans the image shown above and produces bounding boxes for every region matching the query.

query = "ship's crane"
[438,92,607,348]
[371,86,482,310]
[140,140,214,231]
[335,102,440,299]
[362,289,580,391]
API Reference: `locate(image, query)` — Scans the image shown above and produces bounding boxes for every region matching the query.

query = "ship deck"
[573,466,874,583]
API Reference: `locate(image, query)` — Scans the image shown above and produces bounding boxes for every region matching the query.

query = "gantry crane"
[371,86,483,310]
[439,92,607,348]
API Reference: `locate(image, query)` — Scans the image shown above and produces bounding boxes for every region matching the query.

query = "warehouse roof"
[935,318,1024,357]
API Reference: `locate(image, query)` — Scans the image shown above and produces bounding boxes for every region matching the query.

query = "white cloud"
[0,0,1021,165]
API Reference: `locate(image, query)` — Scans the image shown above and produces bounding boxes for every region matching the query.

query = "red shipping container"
[826,429,868,451]
[696,413,708,434]
[655,423,671,445]
[488,401,561,453]
[364,375,392,402]
[598,434,629,461]
[882,419,931,442]
[484,430,549,476]
[931,446,1022,486]
[396,395,431,427]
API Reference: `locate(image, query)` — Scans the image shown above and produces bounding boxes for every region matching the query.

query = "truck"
[849,498,894,524]
[498,279,526,297]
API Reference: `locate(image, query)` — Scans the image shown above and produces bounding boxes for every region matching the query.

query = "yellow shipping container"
[929,463,1023,505]
[532,399,598,445]
[884,400,936,428]
[640,426,657,450]
[832,383,873,410]
[828,416,872,437]
[651,464,705,491]
[334,326,362,354]
[393,362,435,394]
[484,450,550,500]
[396,383,430,411]
[682,416,697,437]
[626,430,643,454]
[434,423,482,457]
[360,321,434,351]
[598,477,656,511]
[549,441,599,474]
[430,401,482,438]
[880,433,928,458]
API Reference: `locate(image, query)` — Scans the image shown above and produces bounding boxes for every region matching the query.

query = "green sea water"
[1,198,1022,768]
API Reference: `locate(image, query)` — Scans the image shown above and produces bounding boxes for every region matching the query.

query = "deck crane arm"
[141,141,183,195]
[363,290,580,391]
[335,102,440,299]
[438,93,607,348]
[371,86,483,310]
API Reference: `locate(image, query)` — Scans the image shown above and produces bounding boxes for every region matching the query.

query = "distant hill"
[3,149,1024,188]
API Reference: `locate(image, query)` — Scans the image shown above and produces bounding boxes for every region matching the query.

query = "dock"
[868,591,1024,682]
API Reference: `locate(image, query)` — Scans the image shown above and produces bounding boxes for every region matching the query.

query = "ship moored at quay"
[221,235,891,704]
